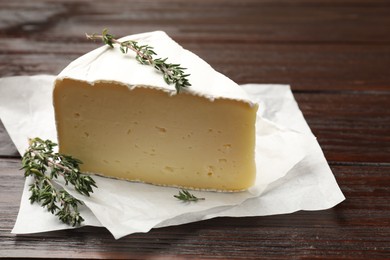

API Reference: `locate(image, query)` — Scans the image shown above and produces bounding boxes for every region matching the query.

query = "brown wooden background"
[1,0,389,258]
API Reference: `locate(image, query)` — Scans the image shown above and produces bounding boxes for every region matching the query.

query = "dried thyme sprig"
[174,189,205,202]
[21,138,97,226]
[86,29,191,94]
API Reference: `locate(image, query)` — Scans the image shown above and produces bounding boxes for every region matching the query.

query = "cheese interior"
[53,79,257,191]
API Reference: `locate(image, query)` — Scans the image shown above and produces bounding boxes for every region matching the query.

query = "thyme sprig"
[86,29,191,94]
[21,138,97,226]
[174,189,205,202]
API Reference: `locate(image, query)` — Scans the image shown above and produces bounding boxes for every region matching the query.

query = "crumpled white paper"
[0,75,345,239]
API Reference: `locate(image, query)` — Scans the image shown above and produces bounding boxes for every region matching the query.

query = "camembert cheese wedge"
[53,31,258,191]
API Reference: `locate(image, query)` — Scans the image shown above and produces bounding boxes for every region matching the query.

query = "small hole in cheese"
[164,166,174,173]
[155,126,167,133]
[207,165,215,177]
[74,112,80,118]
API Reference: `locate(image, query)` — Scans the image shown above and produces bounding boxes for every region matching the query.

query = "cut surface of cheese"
[53,31,258,191]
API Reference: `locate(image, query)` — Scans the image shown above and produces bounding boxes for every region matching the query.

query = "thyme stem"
[174,189,205,202]
[21,138,97,226]
[86,29,191,94]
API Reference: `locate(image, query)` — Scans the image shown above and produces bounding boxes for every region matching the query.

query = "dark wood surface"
[1,0,389,259]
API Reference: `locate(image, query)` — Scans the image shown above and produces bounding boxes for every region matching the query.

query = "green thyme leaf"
[86,29,191,94]
[174,189,205,202]
[21,137,97,226]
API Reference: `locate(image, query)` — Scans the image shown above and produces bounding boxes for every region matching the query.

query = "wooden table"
[1,0,389,258]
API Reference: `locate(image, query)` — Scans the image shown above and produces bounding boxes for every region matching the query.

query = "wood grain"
[295,92,390,163]
[0,0,389,259]
[1,0,389,90]
[1,160,389,258]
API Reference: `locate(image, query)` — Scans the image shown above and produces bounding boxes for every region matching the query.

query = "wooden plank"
[0,0,390,258]
[2,0,390,43]
[295,92,390,163]
[0,0,389,90]
[0,121,19,158]
[1,39,389,90]
[1,160,389,258]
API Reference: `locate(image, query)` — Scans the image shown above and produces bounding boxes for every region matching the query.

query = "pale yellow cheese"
[53,79,257,191]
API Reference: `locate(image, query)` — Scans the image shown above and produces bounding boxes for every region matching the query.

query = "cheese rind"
[57,31,255,106]
[54,31,258,191]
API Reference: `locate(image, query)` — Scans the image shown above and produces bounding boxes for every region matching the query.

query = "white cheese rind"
[57,31,255,105]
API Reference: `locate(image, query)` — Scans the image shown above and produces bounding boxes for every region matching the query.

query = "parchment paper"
[0,75,345,239]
